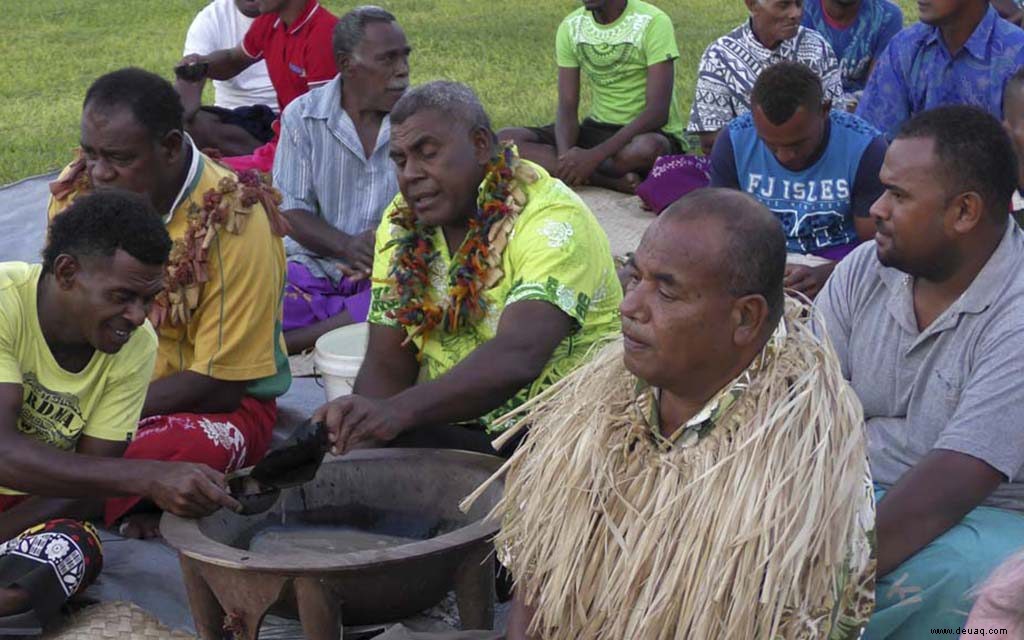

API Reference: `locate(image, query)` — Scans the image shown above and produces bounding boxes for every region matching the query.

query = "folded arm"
[283,209,375,276]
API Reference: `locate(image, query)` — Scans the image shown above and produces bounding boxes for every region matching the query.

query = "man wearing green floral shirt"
[315,81,622,455]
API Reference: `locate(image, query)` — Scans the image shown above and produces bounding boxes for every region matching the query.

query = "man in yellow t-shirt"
[499,0,684,194]
[0,191,239,630]
[47,68,291,538]
[314,81,622,456]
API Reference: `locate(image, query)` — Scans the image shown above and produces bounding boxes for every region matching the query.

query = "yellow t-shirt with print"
[369,160,623,432]
[0,262,157,495]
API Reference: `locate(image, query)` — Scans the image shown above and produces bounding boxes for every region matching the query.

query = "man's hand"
[784,262,836,299]
[557,147,604,187]
[337,229,376,281]
[175,54,210,81]
[313,395,409,456]
[145,462,240,518]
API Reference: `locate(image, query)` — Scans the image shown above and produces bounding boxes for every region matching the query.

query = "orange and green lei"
[380,143,538,343]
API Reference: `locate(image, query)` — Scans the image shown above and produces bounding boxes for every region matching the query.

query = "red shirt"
[241,0,338,112]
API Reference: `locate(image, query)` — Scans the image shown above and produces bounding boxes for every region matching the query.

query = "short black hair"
[391,80,493,135]
[333,5,397,57]
[43,190,172,274]
[896,105,1018,221]
[750,62,824,126]
[663,188,787,326]
[83,68,184,141]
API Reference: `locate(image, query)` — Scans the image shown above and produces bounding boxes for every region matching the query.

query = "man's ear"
[160,129,185,164]
[471,127,496,165]
[947,191,985,235]
[732,293,771,348]
[336,52,353,76]
[821,100,832,117]
[53,254,82,292]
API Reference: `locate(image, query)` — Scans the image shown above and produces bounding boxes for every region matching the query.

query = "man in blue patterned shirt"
[801,0,904,106]
[856,0,1024,137]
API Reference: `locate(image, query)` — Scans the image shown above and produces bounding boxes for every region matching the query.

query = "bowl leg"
[179,556,289,640]
[454,543,496,630]
[180,558,225,640]
[294,577,343,640]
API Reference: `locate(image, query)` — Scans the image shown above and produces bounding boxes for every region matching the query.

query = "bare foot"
[588,171,642,195]
[0,587,31,616]
[118,512,162,540]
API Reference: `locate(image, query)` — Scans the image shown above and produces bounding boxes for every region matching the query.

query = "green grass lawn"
[1,0,918,184]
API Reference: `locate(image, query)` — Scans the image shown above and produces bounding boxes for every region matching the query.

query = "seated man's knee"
[497,127,538,146]
[616,134,672,172]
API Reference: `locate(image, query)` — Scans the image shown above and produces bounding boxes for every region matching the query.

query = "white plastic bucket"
[313,323,370,401]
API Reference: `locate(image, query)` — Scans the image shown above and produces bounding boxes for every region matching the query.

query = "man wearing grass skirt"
[464,188,876,640]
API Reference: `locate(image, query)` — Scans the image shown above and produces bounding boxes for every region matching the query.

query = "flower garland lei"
[49,152,289,328]
[381,143,537,343]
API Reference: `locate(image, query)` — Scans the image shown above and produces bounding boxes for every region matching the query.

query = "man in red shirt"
[177,0,338,170]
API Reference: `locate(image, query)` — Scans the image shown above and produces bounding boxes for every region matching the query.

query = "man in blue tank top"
[710,61,887,298]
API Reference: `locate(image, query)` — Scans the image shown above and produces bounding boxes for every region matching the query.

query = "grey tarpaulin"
[0,172,53,263]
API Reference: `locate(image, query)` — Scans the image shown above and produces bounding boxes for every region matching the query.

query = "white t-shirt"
[183,0,279,112]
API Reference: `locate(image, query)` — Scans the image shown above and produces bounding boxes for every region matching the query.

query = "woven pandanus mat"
[576,186,654,258]
[42,601,195,640]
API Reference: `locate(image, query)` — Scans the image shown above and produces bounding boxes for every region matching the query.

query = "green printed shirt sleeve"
[368,199,403,329]
[555,17,579,68]
[643,12,680,65]
[504,199,608,330]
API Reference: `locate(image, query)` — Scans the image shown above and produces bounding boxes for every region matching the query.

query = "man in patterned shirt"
[315,81,622,456]
[800,0,904,108]
[500,0,684,194]
[688,0,844,155]
[856,0,1024,138]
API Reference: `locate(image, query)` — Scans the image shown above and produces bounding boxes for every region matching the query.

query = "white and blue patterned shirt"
[688,21,844,134]
[273,76,398,283]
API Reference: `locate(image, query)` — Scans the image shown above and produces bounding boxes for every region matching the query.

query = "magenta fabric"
[283,261,371,331]
[811,242,860,262]
[636,154,712,214]
[222,138,277,174]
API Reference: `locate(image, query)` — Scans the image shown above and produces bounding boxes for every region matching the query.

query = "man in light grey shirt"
[817,105,1024,637]
[274,6,411,353]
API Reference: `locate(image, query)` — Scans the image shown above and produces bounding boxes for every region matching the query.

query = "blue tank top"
[728,110,880,254]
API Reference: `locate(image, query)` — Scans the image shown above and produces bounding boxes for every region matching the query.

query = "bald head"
[661,189,787,324]
[621,188,787,401]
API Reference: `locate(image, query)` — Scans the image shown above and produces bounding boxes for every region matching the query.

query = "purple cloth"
[283,261,371,331]
[635,154,711,214]
[811,242,860,262]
